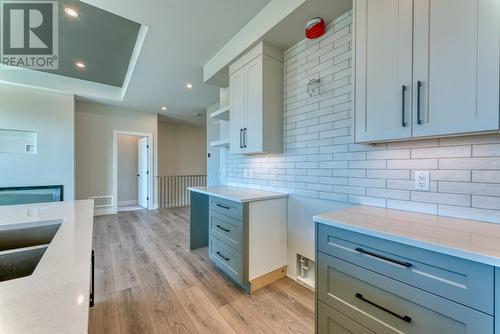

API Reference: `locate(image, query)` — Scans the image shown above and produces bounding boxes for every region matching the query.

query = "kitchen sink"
[0,220,61,252]
[0,246,48,282]
[0,220,62,282]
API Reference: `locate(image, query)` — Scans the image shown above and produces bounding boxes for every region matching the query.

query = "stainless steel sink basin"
[0,220,62,282]
[0,220,61,252]
[0,246,48,282]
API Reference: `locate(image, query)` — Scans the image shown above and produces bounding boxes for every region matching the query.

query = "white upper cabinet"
[413,0,500,137]
[229,42,283,155]
[355,0,413,142]
[354,0,500,143]
[230,68,246,154]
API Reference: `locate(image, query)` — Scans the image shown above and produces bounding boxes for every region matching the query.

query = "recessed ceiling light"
[186,83,193,89]
[75,61,85,69]
[64,7,79,18]
[161,106,167,111]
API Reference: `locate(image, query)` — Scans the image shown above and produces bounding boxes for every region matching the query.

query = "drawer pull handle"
[216,225,230,233]
[355,247,412,268]
[355,293,412,324]
[401,85,407,127]
[216,251,230,261]
[216,203,230,210]
[417,80,423,125]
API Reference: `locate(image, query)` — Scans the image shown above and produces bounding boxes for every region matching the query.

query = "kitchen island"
[188,186,288,293]
[0,200,94,334]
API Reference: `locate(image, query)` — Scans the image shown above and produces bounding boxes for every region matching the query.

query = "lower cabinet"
[208,195,287,293]
[315,223,495,334]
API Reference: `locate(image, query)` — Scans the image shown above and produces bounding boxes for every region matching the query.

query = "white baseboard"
[152,203,159,210]
[94,207,117,216]
[118,200,138,206]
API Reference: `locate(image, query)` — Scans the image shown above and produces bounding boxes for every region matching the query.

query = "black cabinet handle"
[90,250,95,308]
[355,293,412,323]
[216,251,230,261]
[243,128,247,148]
[240,129,243,148]
[401,85,407,127]
[216,225,230,233]
[355,247,412,268]
[417,81,423,125]
[216,203,230,210]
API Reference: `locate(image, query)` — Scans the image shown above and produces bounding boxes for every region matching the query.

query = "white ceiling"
[0,0,353,126]
[79,0,272,125]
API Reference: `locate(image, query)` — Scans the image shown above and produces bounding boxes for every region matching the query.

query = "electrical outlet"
[414,171,430,191]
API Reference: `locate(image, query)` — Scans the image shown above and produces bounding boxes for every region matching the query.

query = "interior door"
[244,55,263,153]
[137,137,148,208]
[354,0,413,142]
[230,68,246,154]
[412,0,500,137]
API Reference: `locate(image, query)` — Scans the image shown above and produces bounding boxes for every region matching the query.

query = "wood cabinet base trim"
[250,266,287,294]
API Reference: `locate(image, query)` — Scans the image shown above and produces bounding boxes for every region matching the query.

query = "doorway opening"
[113,131,153,213]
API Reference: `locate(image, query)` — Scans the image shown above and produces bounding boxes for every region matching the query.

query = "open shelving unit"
[209,104,230,147]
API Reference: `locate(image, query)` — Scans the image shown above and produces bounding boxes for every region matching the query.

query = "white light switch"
[415,171,430,191]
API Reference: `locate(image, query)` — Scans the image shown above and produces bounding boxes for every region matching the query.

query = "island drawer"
[210,197,243,221]
[317,301,374,334]
[317,252,494,334]
[316,223,494,314]
[209,211,243,251]
[209,235,243,284]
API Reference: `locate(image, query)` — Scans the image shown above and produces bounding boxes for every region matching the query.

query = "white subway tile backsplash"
[387,159,438,170]
[439,158,500,170]
[439,182,500,197]
[472,196,500,210]
[472,171,500,183]
[387,200,438,215]
[411,146,471,159]
[367,169,410,179]
[224,10,500,224]
[411,191,471,206]
[366,149,410,160]
[473,144,500,157]
[367,188,410,200]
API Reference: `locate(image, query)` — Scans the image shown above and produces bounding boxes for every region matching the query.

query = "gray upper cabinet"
[354,0,500,143]
[229,42,283,154]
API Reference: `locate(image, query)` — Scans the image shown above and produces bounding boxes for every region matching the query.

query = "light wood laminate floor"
[89,208,314,334]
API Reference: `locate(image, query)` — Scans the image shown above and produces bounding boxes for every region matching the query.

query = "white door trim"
[112,130,154,214]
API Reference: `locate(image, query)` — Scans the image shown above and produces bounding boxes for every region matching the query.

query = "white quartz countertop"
[314,205,500,267]
[0,200,94,334]
[188,186,288,203]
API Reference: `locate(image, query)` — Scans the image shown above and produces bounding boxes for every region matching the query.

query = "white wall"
[75,101,158,208]
[223,11,500,279]
[158,120,206,176]
[0,84,75,200]
[117,135,139,205]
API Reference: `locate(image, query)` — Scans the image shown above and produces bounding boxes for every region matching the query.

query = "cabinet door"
[244,56,263,153]
[413,0,500,137]
[230,68,246,154]
[354,0,413,142]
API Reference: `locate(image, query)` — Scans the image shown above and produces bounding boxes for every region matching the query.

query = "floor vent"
[88,196,113,208]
